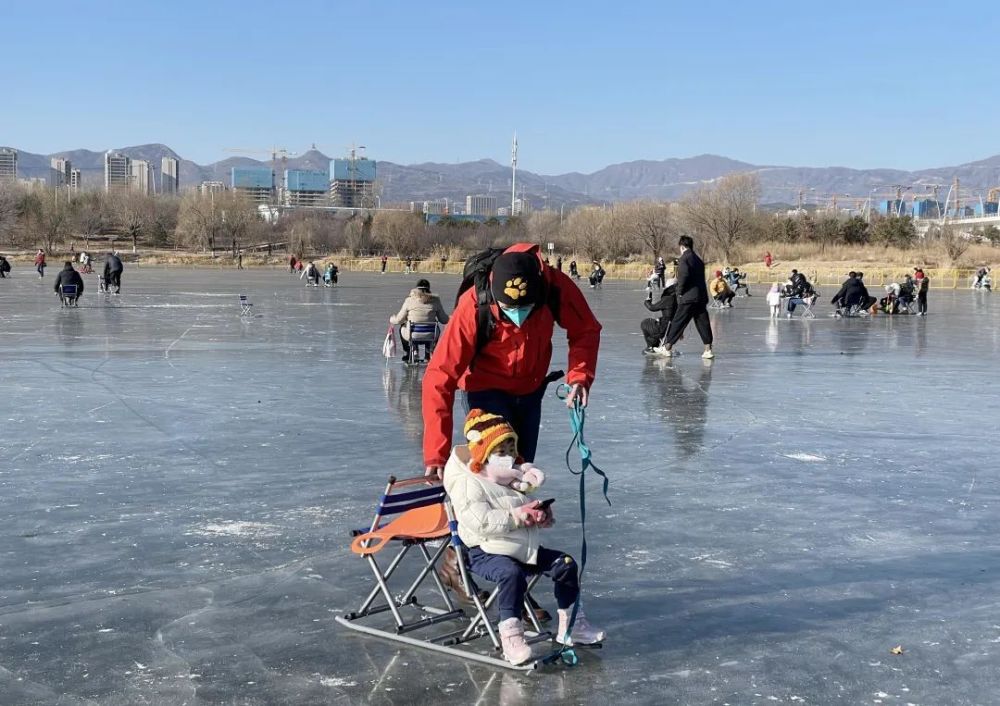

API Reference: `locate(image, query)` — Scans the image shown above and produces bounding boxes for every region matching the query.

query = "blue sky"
[4,1,998,173]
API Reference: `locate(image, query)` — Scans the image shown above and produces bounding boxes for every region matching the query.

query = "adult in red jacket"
[422,244,602,479]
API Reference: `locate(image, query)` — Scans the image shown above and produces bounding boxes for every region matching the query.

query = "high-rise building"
[105,151,130,192]
[465,194,498,217]
[283,169,329,207]
[0,149,17,183]
[330,157,376,208]
[70,169,82,191]
[231,167,274,204]
[50,158,72,188]
[161,157,179,195]
[130,160,154,195]
[513,197,530,216]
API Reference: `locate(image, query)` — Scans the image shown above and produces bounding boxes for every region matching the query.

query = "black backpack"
[456,248,561,362]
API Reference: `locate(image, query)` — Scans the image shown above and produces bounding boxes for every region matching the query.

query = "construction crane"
[223,146,297,177]
[223,147,298,205]
[769,186,815,211]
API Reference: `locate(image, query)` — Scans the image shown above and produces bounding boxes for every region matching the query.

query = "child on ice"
[444,409,605,665]
[766,283,782,318]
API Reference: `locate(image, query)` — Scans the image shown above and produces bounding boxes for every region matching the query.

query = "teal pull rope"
[542,384,611,666]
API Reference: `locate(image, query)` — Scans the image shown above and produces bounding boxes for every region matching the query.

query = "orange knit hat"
[464,409,519,473]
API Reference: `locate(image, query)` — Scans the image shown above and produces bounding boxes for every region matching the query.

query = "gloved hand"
[515,463,545,491]
[512,500,546,527]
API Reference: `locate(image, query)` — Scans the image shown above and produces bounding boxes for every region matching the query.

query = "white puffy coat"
[444,445,539,565]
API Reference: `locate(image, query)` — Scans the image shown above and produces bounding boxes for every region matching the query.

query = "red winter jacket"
[422,243,601,467]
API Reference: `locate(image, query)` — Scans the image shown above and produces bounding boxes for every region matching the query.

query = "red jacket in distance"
[422,243,602,467]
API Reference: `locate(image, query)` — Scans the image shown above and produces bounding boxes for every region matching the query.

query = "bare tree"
[37,192,73,253]
[931,224,971,263]
[218,192,259,257]
[371,210,425,256]
[112,193,153,253]
[562,207,607,261]
[75,191,108,248]
[175,192,224,252]
[623,201,674,260]
[681,173,760,263]
[343,215,373,256]
[288,215,319,256]
[0,183,18,247]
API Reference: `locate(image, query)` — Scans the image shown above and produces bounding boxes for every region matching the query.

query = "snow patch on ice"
[783,452,827,462]
[187,521,281,539]
[319,676,358,687]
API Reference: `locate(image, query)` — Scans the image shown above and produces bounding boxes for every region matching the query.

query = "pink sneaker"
[498,617,533,665]
[556,608,606,645]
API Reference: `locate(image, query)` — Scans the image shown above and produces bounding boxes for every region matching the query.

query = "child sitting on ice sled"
[443,409,606,665]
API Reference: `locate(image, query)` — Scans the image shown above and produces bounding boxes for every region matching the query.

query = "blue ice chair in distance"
[60,284,79,307]
[405,322,439,364]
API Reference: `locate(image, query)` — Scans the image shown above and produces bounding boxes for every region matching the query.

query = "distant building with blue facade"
[878,199,906,216]
[911,199,942,220]
[231,167,274,203]
[330,158,377,208]
[284,169,329,206]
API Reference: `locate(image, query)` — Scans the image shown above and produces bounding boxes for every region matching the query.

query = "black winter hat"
[416,278,431,292]
[490,252,542,307]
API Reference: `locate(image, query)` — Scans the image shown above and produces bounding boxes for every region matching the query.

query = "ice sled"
[336,475,553,671]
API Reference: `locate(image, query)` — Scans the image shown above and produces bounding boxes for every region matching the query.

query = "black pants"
[917,291,927,314]
[108,271,121,292]
[641,317,669,348]
[666,301,713,346]
[715,292,734,306]
[464,385,546,463]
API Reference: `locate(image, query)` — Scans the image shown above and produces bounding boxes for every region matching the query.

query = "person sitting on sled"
[444,409,606,665]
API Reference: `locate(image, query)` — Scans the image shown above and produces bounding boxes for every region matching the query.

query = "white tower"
[511,132,518,217]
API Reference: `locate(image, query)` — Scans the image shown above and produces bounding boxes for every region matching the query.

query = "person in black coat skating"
[660,236,714,359]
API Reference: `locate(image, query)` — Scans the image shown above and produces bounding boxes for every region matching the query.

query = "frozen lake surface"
[1,265,999,705]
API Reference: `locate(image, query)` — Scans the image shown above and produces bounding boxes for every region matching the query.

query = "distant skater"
[380,254,388,274]
[0,254,11,278]
[35,249,46,278]
[764,251,773,269]
[766,283,782,318]
[237,251,244,270]
[660,235,714,359]
[655,256,666,288]
[915,268,929,316]
[304,262,321,286]
[569,260,579,279]
[103,251,124,295]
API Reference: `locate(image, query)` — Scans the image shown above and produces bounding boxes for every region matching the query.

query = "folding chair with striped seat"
[404,322,439,364]
[336,475,550,670]
[239,294,253,317]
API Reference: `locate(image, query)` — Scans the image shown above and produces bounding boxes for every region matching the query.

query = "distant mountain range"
[5,143,1000,208]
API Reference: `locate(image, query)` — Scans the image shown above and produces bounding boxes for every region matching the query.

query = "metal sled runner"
[335,475,552,671]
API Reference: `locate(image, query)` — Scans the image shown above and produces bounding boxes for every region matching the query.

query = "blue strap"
[542,383,611,667]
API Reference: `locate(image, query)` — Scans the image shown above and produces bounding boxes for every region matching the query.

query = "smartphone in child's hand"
[537,498,555,510]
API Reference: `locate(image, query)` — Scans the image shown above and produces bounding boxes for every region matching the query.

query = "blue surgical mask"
[502,305,534,327]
